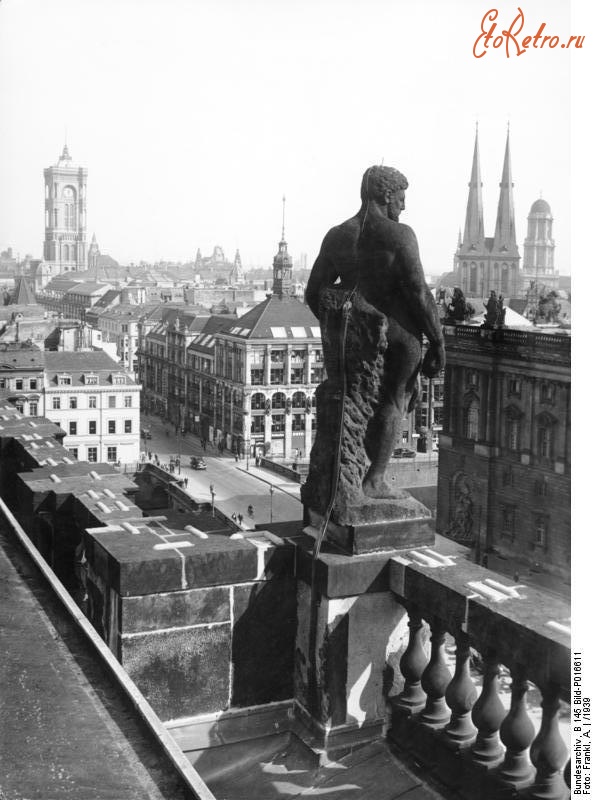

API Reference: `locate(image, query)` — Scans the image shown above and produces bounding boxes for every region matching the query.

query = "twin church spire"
[455,125,521,297]
[461,124,518,256]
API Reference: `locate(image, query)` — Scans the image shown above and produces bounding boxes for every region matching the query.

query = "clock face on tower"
[63,186,74,198]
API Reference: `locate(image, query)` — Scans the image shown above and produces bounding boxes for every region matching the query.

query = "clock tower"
[43,145,88,274]
[272,196,293,298]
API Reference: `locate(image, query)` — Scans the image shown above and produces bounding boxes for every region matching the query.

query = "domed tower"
[522,197,558,291]
[43,144,88,273]
[272,196,292,298]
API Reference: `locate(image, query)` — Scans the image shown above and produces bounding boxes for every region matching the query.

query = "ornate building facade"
[43,145,88,274]
[453,128,521,299]
[436,324,570,595]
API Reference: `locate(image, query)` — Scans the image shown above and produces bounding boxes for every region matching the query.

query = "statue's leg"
[362,332,421,498]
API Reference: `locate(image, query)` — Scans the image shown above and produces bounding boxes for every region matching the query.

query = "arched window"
[463,400,479,440]
[251,392,266,410]
[292,391,306,408]
[469,263,477,293]
[537,415,555,459]
[505,405,522,451]
[271,392,286,410]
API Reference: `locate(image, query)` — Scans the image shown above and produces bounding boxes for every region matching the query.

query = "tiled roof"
[44,351,137,385]
[0,344,45,370]
[220,295,320,340]
[187,316,233,353]
[64,282,112,297]
[12,277,36,306]
[94,290,121,308]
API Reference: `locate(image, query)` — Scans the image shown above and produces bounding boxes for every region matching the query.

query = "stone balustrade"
[388,550,570,799]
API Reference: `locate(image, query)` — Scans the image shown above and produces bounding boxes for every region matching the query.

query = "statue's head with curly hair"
[360,165,408,203]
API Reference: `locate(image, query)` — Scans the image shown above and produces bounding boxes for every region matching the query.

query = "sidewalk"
[235,462,302,499]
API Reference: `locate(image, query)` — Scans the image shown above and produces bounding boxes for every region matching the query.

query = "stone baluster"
[497,666,536,787]
[471,649,506,765]
[528,683,569,800]
[394,604,428,712]
[563,758,570,794]
[443,631,477,746]
[419,621,452,727]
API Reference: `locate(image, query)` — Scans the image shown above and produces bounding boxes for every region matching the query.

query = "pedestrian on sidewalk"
[231,512,237,522]
[148,450,152,461]
[238,513,243,526]
[184,477,188,488]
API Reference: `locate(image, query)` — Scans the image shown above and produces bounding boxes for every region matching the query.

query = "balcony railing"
[388,551,570,799]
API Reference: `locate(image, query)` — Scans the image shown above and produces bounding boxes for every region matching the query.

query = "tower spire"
[461,124,485,251]
[281,195,286,242]
[493,126,519,256]
[273,196,292,299]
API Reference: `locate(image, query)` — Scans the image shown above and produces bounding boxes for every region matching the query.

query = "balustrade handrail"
[389,553,571,799]
[445,325,570,354]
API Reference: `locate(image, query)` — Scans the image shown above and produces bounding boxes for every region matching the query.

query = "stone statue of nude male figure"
[305,165,445,499]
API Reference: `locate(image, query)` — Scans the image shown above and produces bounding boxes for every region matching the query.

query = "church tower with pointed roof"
[272,196,293,298]
[43,144,88,275]
[454,127,521,299]
[229,249,245,285]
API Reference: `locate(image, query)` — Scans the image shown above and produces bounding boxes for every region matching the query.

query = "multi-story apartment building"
[436,324,570,593]
[186,298,323,458]
[138,230,445,460]
[43,351,141,465]
[0,343,45,417]
[86,304,160,377]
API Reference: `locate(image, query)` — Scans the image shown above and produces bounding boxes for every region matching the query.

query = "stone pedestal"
[293,536,411,757]
[305,497,435,555]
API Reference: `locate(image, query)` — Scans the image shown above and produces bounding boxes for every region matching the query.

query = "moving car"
[142,428,152,439]
[190,456,206,470]
[392,448,416,459]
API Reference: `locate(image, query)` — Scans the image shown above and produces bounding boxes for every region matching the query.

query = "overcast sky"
[0,0,586,276]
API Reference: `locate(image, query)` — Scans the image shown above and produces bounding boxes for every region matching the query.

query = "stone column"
[293,545,409,756]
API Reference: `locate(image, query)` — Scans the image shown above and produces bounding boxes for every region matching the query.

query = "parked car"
[190,456,206,470]
[392,448,416,459]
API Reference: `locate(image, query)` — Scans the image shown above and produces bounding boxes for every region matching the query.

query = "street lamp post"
[245,438,251,472]
[209,483,216,518]
[269,484,274,524]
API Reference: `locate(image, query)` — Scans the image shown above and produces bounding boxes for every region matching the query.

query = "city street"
[140,414,303,529]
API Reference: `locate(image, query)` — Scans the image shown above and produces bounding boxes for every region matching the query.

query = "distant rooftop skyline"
[0,0,581,277]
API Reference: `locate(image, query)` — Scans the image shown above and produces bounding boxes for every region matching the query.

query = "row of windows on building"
[63,419,134,436]
[68,446,118,463]
[251,414,314,435]
[500,507,550,550]
[0,378,41,391]
[462,404,556,458]
[460,262,514,294]
[250,366,324,385]
[47,207,77,230]
[501,469,552,497]
[466,371,557,404]
[51,395,135,410]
